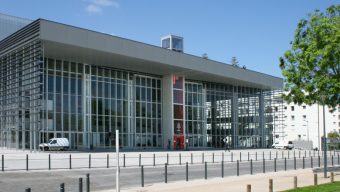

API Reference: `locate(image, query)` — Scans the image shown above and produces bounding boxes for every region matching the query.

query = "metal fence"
[1,150,339,171]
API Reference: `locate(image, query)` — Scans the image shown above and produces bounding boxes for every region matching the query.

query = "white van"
[272,140,294,150]
[39,138,70,151]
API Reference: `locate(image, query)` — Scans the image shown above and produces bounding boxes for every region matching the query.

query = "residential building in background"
[282,102,340,150]
[0,15,283,151]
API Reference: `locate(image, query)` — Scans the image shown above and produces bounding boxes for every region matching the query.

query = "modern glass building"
[0,19,283,151]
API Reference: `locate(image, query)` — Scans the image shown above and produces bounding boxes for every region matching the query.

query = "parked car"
[272,140,294,150]
[39,138,70,151]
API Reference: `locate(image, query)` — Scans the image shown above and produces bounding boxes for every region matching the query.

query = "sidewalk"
[111,169,339,192]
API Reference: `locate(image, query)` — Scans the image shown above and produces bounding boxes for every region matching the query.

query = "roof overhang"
[39,19,282,90]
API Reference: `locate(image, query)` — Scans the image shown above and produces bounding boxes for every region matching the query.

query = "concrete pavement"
[116,169,340,192]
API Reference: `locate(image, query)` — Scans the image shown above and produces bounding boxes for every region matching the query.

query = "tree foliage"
[279,5,340,110]
[231,56,239,67]
[328,131,340,139]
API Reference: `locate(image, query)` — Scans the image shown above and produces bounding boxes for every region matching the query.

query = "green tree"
[231,56,239,67]
[328,131,340,139]
[327,131,340,150]
[279,5,340,110]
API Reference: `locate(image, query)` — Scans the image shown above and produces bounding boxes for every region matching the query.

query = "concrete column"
[162,75,173,150]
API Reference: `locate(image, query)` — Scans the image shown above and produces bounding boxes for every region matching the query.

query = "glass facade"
[0,50,281,150]
[183,81,279,149]
[134,75,162,148]
[0,40,43,150]
[185,81,205,148]
[41,58,163,149]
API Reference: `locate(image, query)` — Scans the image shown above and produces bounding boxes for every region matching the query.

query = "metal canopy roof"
[2,19,283,90]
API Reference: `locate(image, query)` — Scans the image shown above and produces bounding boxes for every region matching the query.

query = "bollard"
[205,162,207,179]
[123,154,126,167]
[141,165,144,187]
[79,178,83,192]
[213,153,215,163]
[240,152,242,162]
[106,154,109,168]
[202,153,204,164]
[274,158,277,172]
[303,157,305,169]
[165,163,168,183]
[139,154,141,167]
[250,159,253,175]
[263,158,265,173]
[311,156,313,168]
[294,176,297,189]
[294,150,296,158]
[167,153,169,165]
[222,152,224,162]
[299,151,301,158]
[331,172,334,183]
[1,154,4,172]
[191,153,193,164]
[69,154,72,169]
[294,157,296,170]
[179,153,181,165]
[247,184,251,192]
[231,152,234,162]
[284,158,287,171]
[314,174,317,186]
[60,183,65,192]
[318,156,321,167]
[26,154,28,171]
[48,154,51,170]
[88,154,91,169]
[186,162,189,181]
[153,153,155,166]
[25,188,31,192]
[237,160,239,176]
[221,160,224,178]
[269,179,273,192]
[86,173,90,192]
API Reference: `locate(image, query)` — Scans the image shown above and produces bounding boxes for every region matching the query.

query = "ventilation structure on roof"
[161,35,183,53]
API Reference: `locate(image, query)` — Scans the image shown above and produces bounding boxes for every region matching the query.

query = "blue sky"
[0,0,338,77]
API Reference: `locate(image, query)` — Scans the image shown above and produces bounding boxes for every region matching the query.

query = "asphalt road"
[0,157,335,192]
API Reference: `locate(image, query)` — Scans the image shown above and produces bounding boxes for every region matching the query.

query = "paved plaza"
[0,149,339,191]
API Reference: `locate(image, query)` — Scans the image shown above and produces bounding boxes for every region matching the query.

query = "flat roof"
[3,19,283,89]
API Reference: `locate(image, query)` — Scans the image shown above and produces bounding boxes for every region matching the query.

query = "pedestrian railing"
[0,150,339,172]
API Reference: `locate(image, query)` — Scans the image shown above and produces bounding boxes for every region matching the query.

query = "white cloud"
[86,4,102,14]
[94,0,119,7]
[85,0,119,14]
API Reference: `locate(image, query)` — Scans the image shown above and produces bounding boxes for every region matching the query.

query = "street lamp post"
[320,95,327,178]
[323,104,327,178]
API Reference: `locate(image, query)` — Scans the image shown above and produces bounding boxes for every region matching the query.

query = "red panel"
[173,135,185,150]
